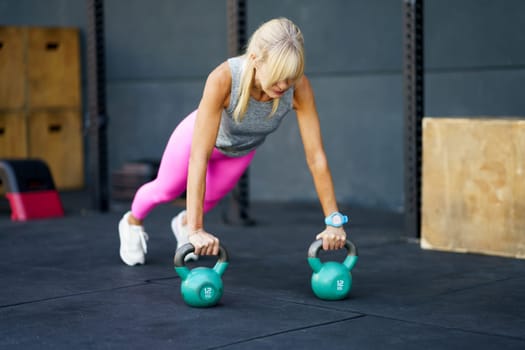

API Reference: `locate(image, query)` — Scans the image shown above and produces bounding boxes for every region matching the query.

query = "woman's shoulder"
[293,75,313,98]
[210,55,243,79]
[210,61,231,81]
[294,74,311,91]
[203,61,233,108]
[206,61,232,91]
[293,74,315,110]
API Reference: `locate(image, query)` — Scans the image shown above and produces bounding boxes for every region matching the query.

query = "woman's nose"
[276,81,289,91]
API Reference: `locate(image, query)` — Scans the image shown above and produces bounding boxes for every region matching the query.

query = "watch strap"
[325,212,348,227]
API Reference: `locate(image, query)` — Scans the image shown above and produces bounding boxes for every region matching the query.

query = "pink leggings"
[131,110,255,220]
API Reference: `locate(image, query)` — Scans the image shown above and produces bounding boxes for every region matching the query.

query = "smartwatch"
[324,212,348,227]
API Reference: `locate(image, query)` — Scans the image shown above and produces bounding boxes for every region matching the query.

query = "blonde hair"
[233,18,305,122]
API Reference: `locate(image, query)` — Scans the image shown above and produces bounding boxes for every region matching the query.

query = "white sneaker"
[171,210,198,262]
[118,211,149,266]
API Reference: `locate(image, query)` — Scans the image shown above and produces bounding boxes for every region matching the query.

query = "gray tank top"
[215,56,294,157]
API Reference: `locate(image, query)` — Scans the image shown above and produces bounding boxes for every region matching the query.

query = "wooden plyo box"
[0,111,27,158]
[27,110,84,189]
[0,26,83,190]
[421,117,525,259]
[27,27,81,109]
[0,27,26,109]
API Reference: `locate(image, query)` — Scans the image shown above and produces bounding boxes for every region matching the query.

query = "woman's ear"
[249,53,260,68]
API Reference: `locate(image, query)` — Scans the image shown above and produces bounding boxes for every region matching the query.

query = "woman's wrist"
[188,228,204,236]
[324,225,345,232]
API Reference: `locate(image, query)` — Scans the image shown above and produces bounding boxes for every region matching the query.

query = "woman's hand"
[316,226,347,250]
[188,230,220,256]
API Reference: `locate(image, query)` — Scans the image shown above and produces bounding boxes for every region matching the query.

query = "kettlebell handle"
[174,243,229,267]
[307,239,358,258]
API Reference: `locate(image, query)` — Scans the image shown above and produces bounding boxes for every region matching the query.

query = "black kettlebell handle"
[307,239,358,258]
[174,243,229,267]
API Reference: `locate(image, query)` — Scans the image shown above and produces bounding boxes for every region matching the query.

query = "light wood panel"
[28,110,84,189]
[0,27,26,110]
[26,27,81,109]
[422,117,525,259]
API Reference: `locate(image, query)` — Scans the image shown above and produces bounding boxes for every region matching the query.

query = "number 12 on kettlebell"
[307,239,358,300]
[174,243,229,307]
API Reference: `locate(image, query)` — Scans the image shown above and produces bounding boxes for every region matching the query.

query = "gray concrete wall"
[103,0,227,176]
[1,0,524,213]
[246,0,404,210]
[425,0,525,116]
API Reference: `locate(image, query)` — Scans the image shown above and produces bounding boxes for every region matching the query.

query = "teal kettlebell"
[307,239,358,300]
[174,243,229,307]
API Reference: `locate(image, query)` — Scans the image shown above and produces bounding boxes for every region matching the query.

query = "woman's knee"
[137,181,183,205]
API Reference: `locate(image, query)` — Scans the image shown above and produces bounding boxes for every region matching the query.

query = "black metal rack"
[223,0,255,226]
[86,0,109,211]
[402,0,424,239]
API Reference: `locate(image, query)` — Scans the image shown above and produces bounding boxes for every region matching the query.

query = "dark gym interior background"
[1,0,524,212]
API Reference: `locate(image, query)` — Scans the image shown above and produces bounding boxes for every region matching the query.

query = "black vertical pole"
[403,0,424,239]
[227,0,247,57]
[223,0,254,226]
[86,0,109,211]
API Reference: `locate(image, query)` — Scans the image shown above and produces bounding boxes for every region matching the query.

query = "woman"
[118,17,349,266]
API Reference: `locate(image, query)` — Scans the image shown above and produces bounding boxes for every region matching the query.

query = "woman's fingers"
[317,228,347,250]
[189,231,220,256]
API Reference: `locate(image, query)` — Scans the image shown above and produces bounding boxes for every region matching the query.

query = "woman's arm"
[293,75,347,250]
[186,62,231,256]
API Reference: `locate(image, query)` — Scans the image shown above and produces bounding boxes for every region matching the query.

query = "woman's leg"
[130,110,197,220]
[120,110,198,266]
[203,149,256,212]
[130,107,255,221]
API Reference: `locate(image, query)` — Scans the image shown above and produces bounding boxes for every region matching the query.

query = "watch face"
[332,214,342,225]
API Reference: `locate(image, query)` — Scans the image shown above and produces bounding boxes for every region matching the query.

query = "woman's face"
[266,79,293,98]
[255,62,294,99]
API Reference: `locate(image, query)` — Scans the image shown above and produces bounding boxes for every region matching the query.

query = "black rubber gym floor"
[1,192,524,349]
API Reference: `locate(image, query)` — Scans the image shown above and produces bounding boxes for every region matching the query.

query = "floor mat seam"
[205,314,366,349]
[0,282,149,309]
